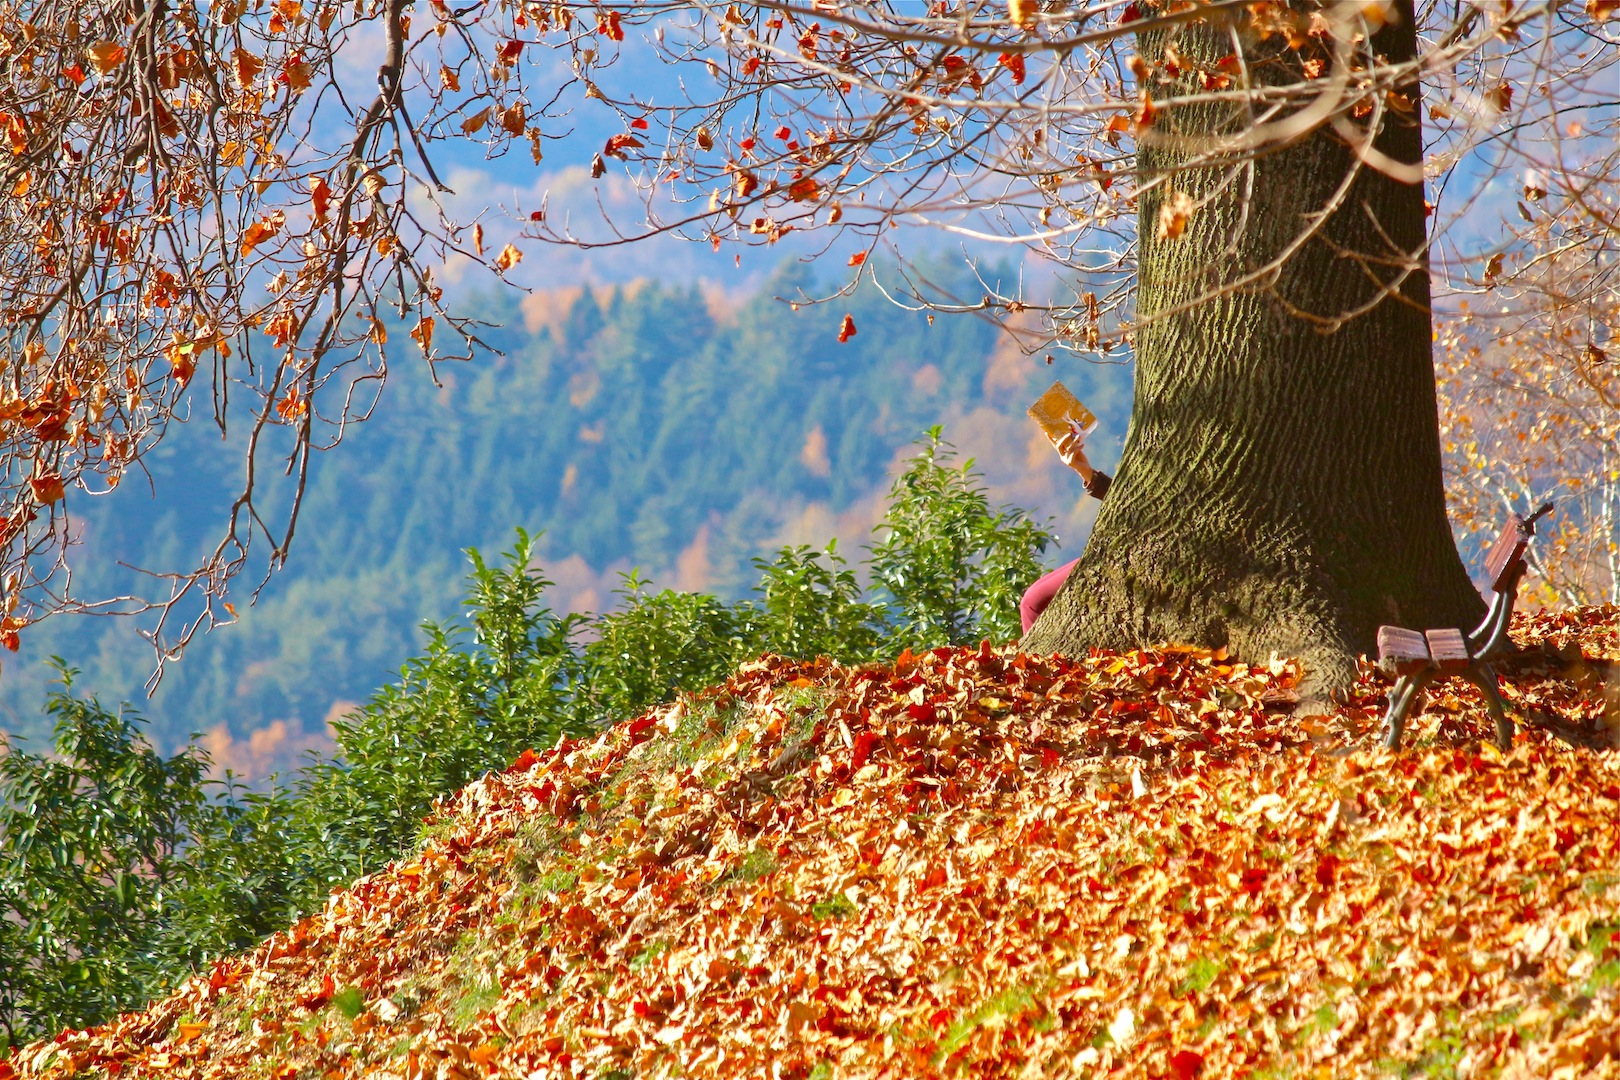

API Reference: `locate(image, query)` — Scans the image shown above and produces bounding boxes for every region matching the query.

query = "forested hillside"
[0,263,1130,768]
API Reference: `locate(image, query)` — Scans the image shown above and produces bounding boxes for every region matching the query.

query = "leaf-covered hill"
[9,609,1620,1080]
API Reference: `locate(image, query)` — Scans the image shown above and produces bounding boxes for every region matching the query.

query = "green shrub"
[580,571,750,722]
[869,428,1055,648]
[746,541,886,664]
[293,529,586,895]
[0,669,300,1049]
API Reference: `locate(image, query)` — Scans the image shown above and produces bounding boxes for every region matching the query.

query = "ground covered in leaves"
[9,607,1620,1080]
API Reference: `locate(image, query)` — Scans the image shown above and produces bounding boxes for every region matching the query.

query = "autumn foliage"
[9,607,1620,1079]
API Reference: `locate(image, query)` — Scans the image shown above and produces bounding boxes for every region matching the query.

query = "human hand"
[1054,427,1094,479]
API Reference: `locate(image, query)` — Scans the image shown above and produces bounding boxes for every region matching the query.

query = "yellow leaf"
[87,41,127,73]
[494,243,522,271]
[410,316,434,353]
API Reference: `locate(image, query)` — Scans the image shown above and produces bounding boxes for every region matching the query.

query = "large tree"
[1022,2,1478,696]
[0,0,1613,685]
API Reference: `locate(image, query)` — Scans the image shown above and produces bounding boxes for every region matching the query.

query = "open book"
[1027,381,1097,444]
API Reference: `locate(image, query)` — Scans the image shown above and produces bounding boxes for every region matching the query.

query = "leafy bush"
[0,428,1057,1047]
[0,670,299,1049]
[869,428,1055,648]
[293,530,585,895]
[746,541,886,664]
[580,571,751,722]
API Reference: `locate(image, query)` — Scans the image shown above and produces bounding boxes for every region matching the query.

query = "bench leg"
[1464,662,1513,751]
[1382,670,1436,750]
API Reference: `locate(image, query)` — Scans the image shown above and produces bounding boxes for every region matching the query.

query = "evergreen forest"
[0,261,1130,764]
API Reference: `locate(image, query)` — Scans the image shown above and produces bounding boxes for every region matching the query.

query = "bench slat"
[1425,628,1471,670]
[1483,518,1529,593]
[1377,626,1431,676]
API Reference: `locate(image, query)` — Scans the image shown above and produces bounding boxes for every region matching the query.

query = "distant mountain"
[0,261,1131,771]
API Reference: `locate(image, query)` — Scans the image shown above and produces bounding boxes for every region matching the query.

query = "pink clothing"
[1020,557,1080,633]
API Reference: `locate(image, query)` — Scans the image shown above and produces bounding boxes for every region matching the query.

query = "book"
[1027,381,1097,443]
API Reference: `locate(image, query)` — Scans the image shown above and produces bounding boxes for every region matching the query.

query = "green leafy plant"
[294,529,586,895]
[869,428,1056,648]
[0,668,301,1049]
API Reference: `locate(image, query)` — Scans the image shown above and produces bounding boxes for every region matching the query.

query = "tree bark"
[1021,2,1482,700]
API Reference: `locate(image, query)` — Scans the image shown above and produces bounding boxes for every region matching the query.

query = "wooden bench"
[1376,502,1553,749]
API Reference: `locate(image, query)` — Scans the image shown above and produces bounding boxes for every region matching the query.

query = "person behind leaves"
[1020,427,1110,634]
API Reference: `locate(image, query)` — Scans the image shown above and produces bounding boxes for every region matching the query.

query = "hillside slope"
[8,609,1620,1080]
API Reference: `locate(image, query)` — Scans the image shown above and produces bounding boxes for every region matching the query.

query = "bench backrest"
[1482,501,1554,594]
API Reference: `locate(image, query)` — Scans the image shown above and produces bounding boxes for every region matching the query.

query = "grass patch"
[935,983,1041,1064]
[811,894,858,920]
[1178,957,1223,995]
[331,986,366,1021]
[629,940,670,971]
[451,980,503,1030]
[721,848,779,886]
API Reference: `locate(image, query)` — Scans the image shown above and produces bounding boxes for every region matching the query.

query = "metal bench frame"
[1376,502,1553,750]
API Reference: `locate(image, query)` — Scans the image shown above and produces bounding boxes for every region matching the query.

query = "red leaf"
[630,116,649,129]
[997,52,1026,85]
[604,132,644,158]
[848,251,866,266]
[774,125,791,140]
[1170,1050,1204,1079]
[837,313,856,342]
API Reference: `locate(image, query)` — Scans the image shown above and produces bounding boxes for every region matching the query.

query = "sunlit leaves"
[493,243,522,272]
[1155,190,1194,241]
[26,475,63,505]
[409,316,435,354]
[85,41,126,73]
[240,210,286,256]
[232,47,264,86]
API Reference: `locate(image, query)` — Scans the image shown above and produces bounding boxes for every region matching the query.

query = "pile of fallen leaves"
[8,607,1620,1080]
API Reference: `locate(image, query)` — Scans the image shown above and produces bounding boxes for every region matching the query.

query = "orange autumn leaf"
[240,211,286,256]
[837,313,856,342]
[603,132,644,159]
[310,176,331,222]
[409,315,434,353]
[86,42,127,73]
[29,474,64,504]
[494,243,522,271]
[233,47,264,85]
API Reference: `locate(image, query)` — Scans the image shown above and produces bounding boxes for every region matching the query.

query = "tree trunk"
[1021,2,1482,700]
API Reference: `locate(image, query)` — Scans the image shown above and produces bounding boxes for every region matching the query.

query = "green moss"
[1178,957,1223,995]
[935,983,1041,1063]
[810,894,858,920]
